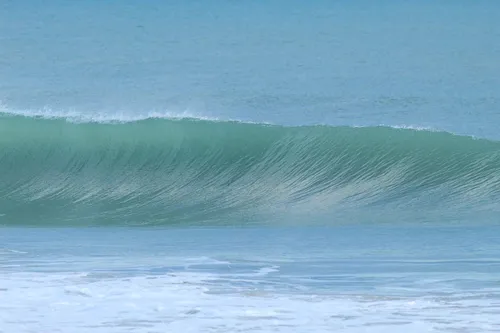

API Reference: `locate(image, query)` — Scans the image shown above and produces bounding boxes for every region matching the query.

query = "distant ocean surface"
[1,1,500,332]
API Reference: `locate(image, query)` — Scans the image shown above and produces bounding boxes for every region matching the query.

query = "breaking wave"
[1,113,499,225]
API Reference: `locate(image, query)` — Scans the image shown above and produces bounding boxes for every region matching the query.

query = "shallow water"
[2,226,500,332]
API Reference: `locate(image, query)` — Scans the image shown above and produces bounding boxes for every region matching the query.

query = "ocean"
[1,1,500,332]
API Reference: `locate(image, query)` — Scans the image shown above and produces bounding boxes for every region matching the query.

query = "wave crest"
[1,114,499,225]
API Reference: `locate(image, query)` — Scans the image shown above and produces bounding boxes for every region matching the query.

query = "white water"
[2,227,500,332]
[2,270,500,333]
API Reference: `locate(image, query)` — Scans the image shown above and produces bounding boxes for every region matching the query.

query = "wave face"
[1,114,500,226]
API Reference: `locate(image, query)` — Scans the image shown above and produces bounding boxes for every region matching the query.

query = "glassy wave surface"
[1,113,499,225]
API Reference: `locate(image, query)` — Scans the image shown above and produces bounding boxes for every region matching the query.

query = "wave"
[1,113,500,226]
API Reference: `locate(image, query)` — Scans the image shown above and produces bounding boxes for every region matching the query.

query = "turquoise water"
[1,1,500,332]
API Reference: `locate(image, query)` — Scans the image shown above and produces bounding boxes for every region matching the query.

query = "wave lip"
[1,113,500,226]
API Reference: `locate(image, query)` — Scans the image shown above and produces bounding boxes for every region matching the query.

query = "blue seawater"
[1,1,500,332]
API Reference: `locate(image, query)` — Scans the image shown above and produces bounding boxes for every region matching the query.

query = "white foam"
[0,102,271,125]
[0,104,219,123]
[1,271,499,333]
[389,124,438,132]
